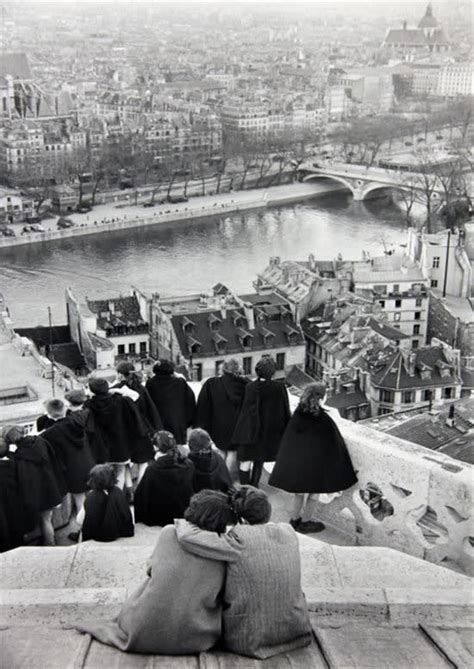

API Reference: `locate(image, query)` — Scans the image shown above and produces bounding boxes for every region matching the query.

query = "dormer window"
[232,310,246,328]
[182,316,195,334]
[236,327,253,350]
[260,327,275,347]
[208,313,222,331]
[187,335,201,355]
[212,331,227,354]
[416,362,432,381]
[285,324,300,345]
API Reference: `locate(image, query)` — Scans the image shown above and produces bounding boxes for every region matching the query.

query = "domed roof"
[418,3,439,28]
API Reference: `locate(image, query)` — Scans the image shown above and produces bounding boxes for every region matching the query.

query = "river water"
[1,192,411,327]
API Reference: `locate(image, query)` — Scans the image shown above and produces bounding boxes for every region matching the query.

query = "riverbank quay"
[0,182,343,250]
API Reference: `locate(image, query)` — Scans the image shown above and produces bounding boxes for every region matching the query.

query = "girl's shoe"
[297,520,325,534]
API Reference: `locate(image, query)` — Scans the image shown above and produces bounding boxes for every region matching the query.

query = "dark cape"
[196,374,250,452]
[36,415,61,432]
[269,407,358,493]
[42,409,96,493]
[145,375,196,444]
[84,393,147,463]
[111,382,162,463]
[81,487,134,542]
[11,435,65,528]
[232,379,291,462]
[188,450,232,493]
[134,455,195,527]
[0,458,28,552]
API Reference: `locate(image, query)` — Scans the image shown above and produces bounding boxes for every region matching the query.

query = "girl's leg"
[72,492,86,521]
[39,509,55,546]
[291,493,306,527]
[239,460,252,485]
[124,464,133,489]
[250,460,264,488]
[301,493,320,521]
[299,494,325,533]
[135,462,148,485]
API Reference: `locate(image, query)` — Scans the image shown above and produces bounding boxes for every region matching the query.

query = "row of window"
[116,342,147,355]
[379,386,454,404]
[378,298,424,308]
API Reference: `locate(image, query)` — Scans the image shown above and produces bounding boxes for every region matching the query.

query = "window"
[414,312,421,320]
[243,356,252,375]
[276,352,285,371]
[432,256,440,268]
[380,389,394,403]
[378,300,385,308]
[416,297,423,307]
[402,391,414,404]
[422,389,432,402]
[395,299,402,308]
[413,324,420,335]
[374,284,387,295]
[431,280,438,288]
[393,284,400,293]
[442,387,453,399]
[139,341,147,354]
[117,344,125,355]
[215,360,224,375]
[129,343,136,354]
[394,312,401,322]
[378,407,391,416]
[194,363,203,382]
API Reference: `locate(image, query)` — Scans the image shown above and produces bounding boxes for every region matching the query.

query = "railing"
[308,417,474,576]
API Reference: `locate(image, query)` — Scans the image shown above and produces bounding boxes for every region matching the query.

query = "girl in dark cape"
[36,398,66,432]
[232,357,290,487]
[0,431,28,552]
[134,431,195,527]
[4,426,65,545]
[187,428,232,493]
[74,490,239,654]
[42,402,95,522]
[196,358,249,475]
[269,383,357,534]
[80,464,134,542]
[112,362,162,485]
[85,378,148,489]
[145,359,196,444]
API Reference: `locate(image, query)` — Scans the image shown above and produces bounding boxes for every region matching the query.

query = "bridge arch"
[302,173,355,197]
[360,182,410,201]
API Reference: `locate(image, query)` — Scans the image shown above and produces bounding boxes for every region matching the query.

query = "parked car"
[22,225,33,234]
[143,202,155,208]
[1,227,16,237]
[167,195,188,204]
[30,224,45,232]
[57,217,75,229]
[77,205,92,214]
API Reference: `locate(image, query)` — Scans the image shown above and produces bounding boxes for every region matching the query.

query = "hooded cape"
[0,459,28,552]
[145,375,196,444]
[188,449,232,493]
[81,487,134,542]
[196,374,250,452]
[269,407,358,493]
[134,455,195,526]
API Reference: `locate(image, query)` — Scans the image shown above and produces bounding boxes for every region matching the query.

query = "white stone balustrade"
[312,418,474,576]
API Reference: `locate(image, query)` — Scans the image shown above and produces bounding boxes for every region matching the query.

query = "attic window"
[232,310,246,327]
[212,331,227,352]
[208,313,222,331]
[187,335,201,355]
[182,316,195,333]
[237,327,253,350]
[285,324,300,343]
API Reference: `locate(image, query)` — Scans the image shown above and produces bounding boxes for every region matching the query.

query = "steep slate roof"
[171,306,305,358]
[368,318,410,341]
[370,347,460,390]
[326,388,370,410]
[87,296,147,331]
[0,52,32,79]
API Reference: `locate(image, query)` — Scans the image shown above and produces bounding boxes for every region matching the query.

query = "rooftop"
[369,346,460,390]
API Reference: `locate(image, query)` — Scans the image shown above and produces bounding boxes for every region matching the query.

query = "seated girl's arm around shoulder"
[175,519,243,562]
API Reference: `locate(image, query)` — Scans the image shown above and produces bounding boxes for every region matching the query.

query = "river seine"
[1,193,411,327]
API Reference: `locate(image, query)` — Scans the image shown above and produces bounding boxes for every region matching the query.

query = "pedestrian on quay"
[187,428,232,493]
[134,430,195,527]
[196,358,249,477]
[112,361,162,490]
[145,359,196,445]
[269,382,358,533]
[232,357,290,487]
[84,377,147,490]
[176,486,312,659]
[42,389,95,527]
[74,490,239,654]
[36,397,67,432]
[79,464,134,543]
[3,425,65,546]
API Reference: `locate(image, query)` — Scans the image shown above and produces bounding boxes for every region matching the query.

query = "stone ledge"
[385,587,474,627]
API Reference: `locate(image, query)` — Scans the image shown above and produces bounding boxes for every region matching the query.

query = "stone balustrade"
[311,417,474,576]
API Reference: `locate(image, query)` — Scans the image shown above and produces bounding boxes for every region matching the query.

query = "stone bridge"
[298,162,443,202]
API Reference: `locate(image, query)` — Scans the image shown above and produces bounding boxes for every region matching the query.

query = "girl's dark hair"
[89,377,109,395]
[185,489,236,533]
[299,382,327,417]
[231,486,272,525]
[153,359,175,376]
[87,464,117,491]
[255,357,276,380]
[188,428,212,453]
[3,425,26,445]
[153,430,187,464]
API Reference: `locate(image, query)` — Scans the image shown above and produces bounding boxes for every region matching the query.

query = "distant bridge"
[297,162,444,202]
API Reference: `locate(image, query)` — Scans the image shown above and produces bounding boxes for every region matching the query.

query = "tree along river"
[1,192,412,327]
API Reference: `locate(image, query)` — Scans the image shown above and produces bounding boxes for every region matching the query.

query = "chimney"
[243,303,255,330]
[308,253,316,271]
[108,300,115,314]
[220,295,227,320]
[446,404,455,428]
